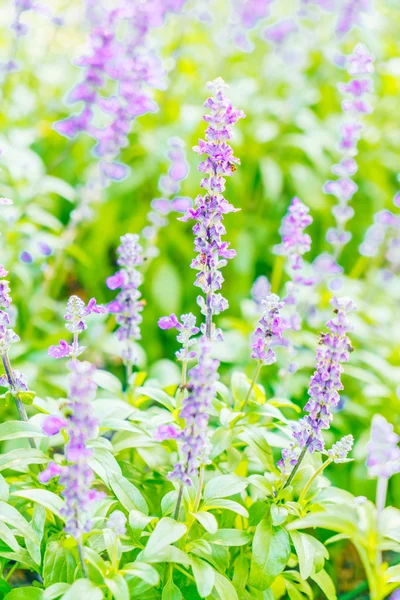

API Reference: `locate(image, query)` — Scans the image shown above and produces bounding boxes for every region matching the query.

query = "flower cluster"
[367,415,400,479]
[0,265,20,356]
[324,44,374,258]
[251,294,285,365]
[158,313,199,362]
[278,297,356,474]
[107,234,144,368]
[49,295,107,359]
[251,275,271,310]
[327,434,354,463]
[142,137,191,260]
[180,78,245,338]
[167,339,219,486]
[274,196,313,281]
[55,1,186,184]
[39,360,103,538]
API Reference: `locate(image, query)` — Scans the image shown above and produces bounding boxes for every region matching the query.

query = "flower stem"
[298,458,332,504]
[1,354,34,443]
[77,539,88,578]
[193,465,205,514]
[283,443,309,489]
[174,484,184,521]
[205,294,212,341]
[241,361,262,410]
[376,476,388,566]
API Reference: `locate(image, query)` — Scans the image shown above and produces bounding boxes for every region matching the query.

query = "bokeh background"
[0,3,399,588]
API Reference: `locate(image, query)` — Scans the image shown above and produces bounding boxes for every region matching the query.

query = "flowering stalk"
[0,265,36,433]
[243,294,285,409]
[39,360,104,575]
[279,297,356,486]
[180,78,245,340]
[48,295,106,360]
[106,234,144,382]
[367,414,400,565]
[324,44,374,261]
[298,434,353,503]
[142,138,190,262]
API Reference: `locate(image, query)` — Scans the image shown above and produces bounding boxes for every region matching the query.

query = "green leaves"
[204,475,248,501]
[108,471,148,514]
[142,518,187,558]
[60,580,103,599]
[248,513,290,590]
[192,556,215,597]
[43,541,78,587]
[0,421,45,441]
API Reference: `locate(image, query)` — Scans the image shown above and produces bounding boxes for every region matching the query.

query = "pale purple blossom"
[251,294,285,366]
[39,360,103,538]
[327,434,353,462]
[274,197,313,276]
[158,313,199,361]
[324,44,374,260]
[107,234,144,366]
[251,276,271,309]
[180,78,245,339]
[367,415,400,479]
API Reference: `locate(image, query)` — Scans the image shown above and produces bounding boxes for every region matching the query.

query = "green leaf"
[17,391,36,405]
[43,584,71,600]
[129,510,156,532]
[143,518,187,557]
[109,471,148,514]
[231,371,252,406]
[0,501,39,545]
[141,546,190,565]
[249,515,290,590]
[0,522,20,551]
[4,588,43,600]
[290,531,316,579]
[204,529,250,547]
[122,562,159,586]
[43,541,78,586]
[0,421,45,441]
[61,579,103,599]
[238,429,275,471]
[161,580,182,600]
[105,574,129,600]
[93,370,123,395]
[0,448,48,472]
[0,473,9,502]
[135,387,175,411]
[203,499,248,518]
[387,564,400,582]
[12,489,64,518]
[204,475,247,500]
[192,556,215,597]
[213,572,238,600]
[191,511,218,534]
[310,569,337,600]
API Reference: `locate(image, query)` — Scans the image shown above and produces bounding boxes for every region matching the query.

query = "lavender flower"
[274,197,313,277]
[230,0,274,51]
[324,44,374,259]
[107,234,144,369]
[327,434,353,462]
[251,276,271,310]
[251,294,285,366]
[278,297,356,475]
[106,510,127,535]
[0,266,20,356]
[180,78,245,339]
[158,313,199,362]
[39,360,103,538]
[55,1,187,184]
[142,137,190,260]
[367,415,400,479]
[168,339,219,485]
[49,295,107,359]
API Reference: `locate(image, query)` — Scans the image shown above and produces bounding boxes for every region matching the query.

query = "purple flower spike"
[158,314,180,330]
[367,415,400,479]
[155,424,179,442]
[180,78,245,339]
[278,297,356,474]
[251,276,271,310]
[323,43,374,260]
[168,339,219,486]
[48,340,73,359]
[251,294,286,365]
[274,197,313,272]
[107,234,144,367]
[39,461,63,484]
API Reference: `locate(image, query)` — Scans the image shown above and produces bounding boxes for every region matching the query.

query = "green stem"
[283,444,309,489]
[77,540,88,578]
[1,354,36,448]
[193,465,205,514]
[375,476,388,567]
[298,458,332,504]
[241,361,262,410]
[5,561,19,582]
[174,484,184,521]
